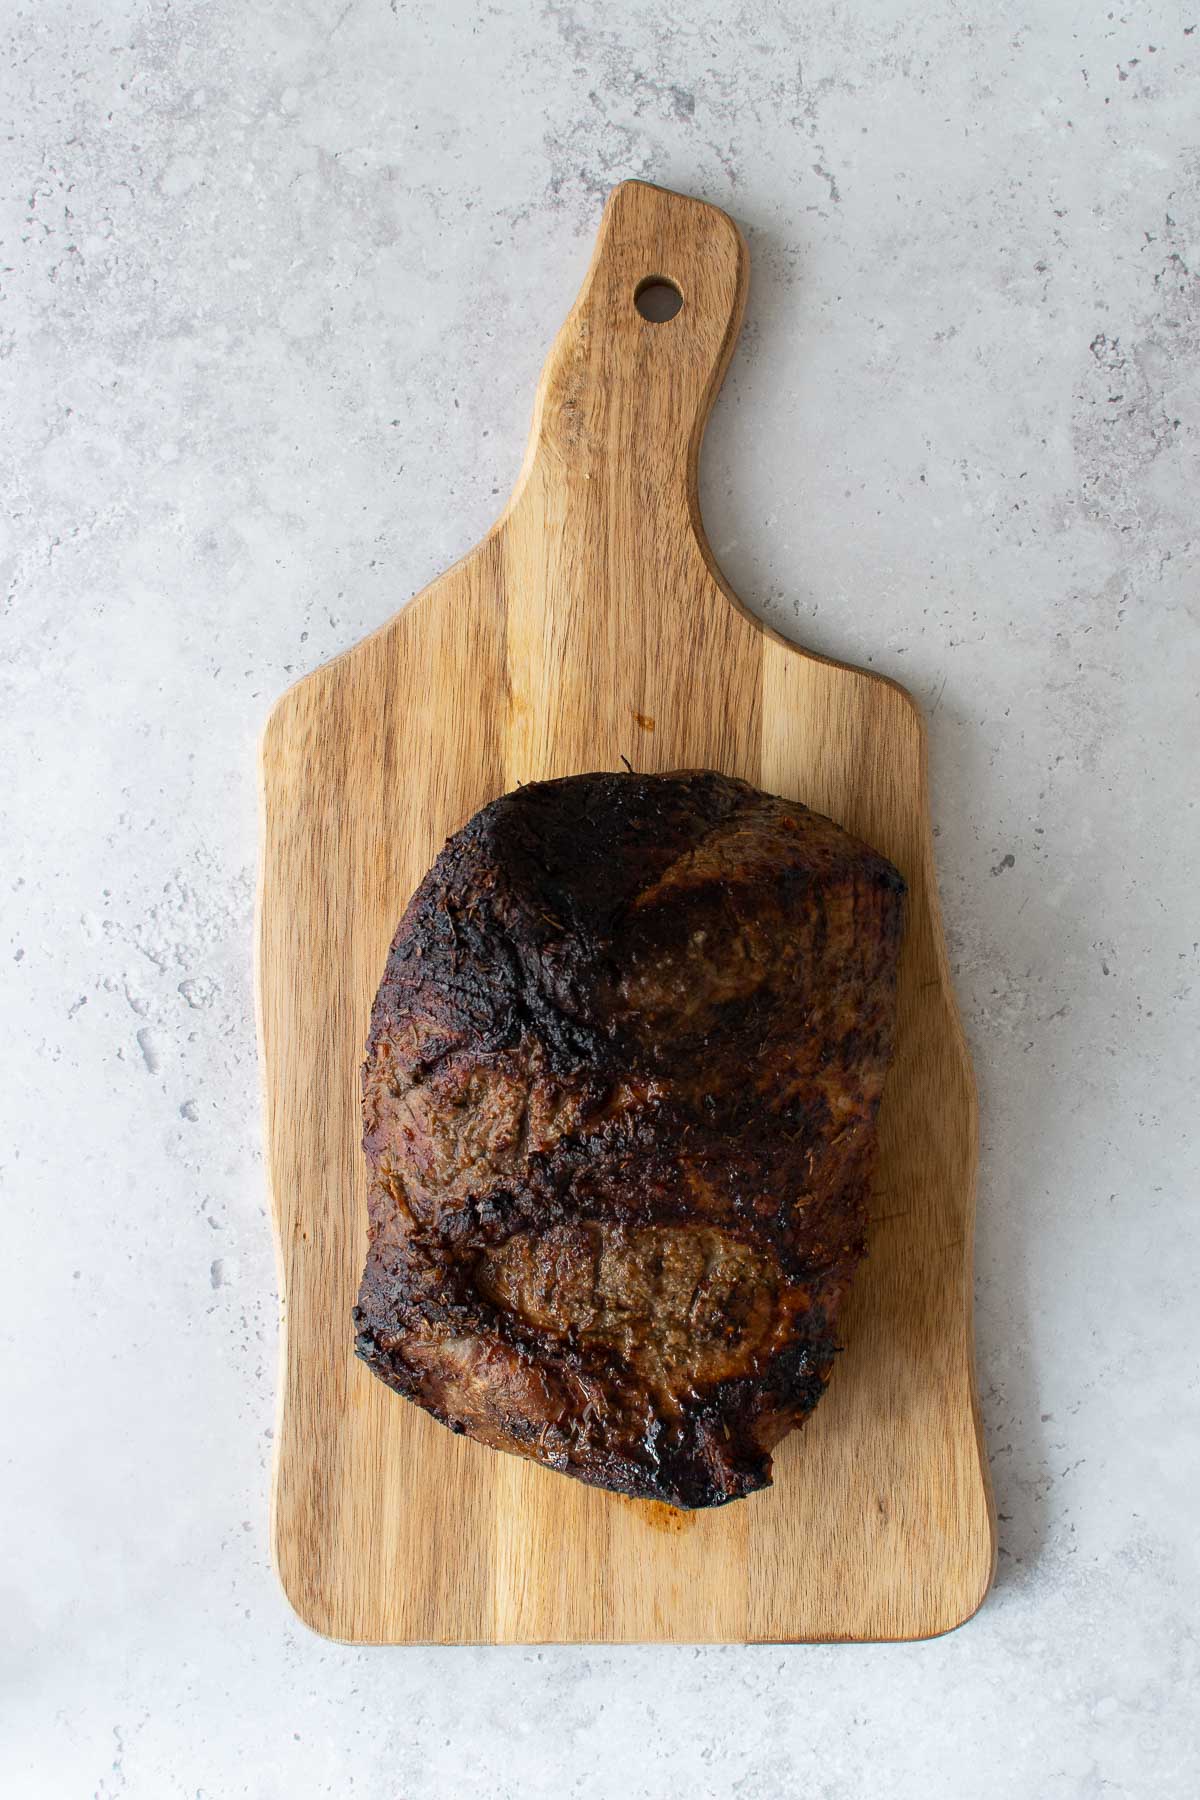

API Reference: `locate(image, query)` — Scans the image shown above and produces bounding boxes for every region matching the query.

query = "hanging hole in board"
[634,277,683,323]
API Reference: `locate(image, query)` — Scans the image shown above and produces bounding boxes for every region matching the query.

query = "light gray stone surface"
[3,1,1198,1795]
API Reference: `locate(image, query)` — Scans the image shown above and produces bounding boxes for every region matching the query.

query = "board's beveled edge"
[894,671,1000,1631]
[256,705,318,1640]
[256,690,348,1647]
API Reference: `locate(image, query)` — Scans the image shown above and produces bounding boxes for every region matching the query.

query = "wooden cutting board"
[257,179,996,1644]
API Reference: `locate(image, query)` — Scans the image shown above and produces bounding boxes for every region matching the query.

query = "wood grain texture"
[257,179,996,1644]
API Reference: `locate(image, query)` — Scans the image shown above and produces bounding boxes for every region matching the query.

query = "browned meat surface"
[355,770,905,1508]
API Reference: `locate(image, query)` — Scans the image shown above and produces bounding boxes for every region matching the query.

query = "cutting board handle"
[512,181,749,544]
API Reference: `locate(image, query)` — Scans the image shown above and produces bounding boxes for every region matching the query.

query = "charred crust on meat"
[356,770,905,1509]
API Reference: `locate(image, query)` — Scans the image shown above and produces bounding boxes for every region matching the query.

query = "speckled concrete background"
[3,2,1198,1795]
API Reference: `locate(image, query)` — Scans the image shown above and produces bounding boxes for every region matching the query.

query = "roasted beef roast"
[355,770,905,1508]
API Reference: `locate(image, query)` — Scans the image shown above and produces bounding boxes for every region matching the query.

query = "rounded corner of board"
[920,1505,999,1642]
[763,632,926,726]
[259,671,314,763]
[853,663,927,739]
[922,1568,997,1642]
[270,1552,355,1646]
